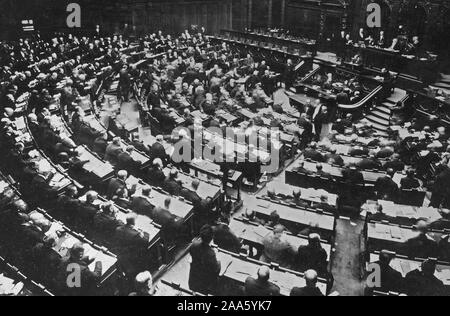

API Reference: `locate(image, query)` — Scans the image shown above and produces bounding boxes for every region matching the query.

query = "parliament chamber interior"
[1,0,450,297]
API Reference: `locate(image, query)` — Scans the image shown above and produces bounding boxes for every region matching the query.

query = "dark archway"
[408,4,427,39]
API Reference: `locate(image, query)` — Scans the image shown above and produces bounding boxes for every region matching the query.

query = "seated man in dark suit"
[152,197,183,241]
[107,170,129,199]
[376,146,395,159]
[348,145,369,157]
[163,169,183,196]
[262,225,295,264]
[56,186,81,221]
[366,250,404,295]
[92,133,108,156]
[313,195,336,213]
[30,236,62,286]
[150,135,168,164]
[77,191,100,226]
[400,169,421,190]
[357,154,382,170]
[315,163,333,180]
[303,143,325,162]
[93,202,124,238]
[117,146,142,173]
[58,243,103,296]
[297,234,328,275]
[131,186,153,216]
[405,259,445,296]
[403,220,439,259]
[324,147,344,167]
[293,161,313,175]
[130,132,151,156]
[114,214,149,276]
[113,188,132,210]
[104,137,123,165]
[290,269,324,296]
[244,266,280,296]
[374,168,399,201]
[146,159,166,187]
[213,223,242,254]
[383,154,405,173]
[342,165,364,185]
[429,209,450,231]
[292,189,310,209]
[180,180,202,207]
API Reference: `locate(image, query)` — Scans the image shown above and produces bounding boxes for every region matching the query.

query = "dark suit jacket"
[93,212,123,237]
[58,257,102,296]
[290,286,324,297]
[180,188,202,206]
[374,176,399,199]
[297,245,328,275]
[117,152,141,172]
[147,167,166,186]
[244,277,281,296]
[405,269,445,296]
[150,142,167,163]
[303,149,324,162]
[188,239,221,294]
[107,178,127,199]
[163,178,182,196]
[369,261,404,294]
[400,177,421,190]
[131,196,154,216]
[404,234,439,259]
[114,225,147,250]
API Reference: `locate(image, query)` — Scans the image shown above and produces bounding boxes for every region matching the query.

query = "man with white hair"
[105,137,123,164]
[107,170,129,199]
[150,134,168,164]
[244,266,280,296]
[147,158,166,186]
[297,233,328,275]
[290,269,324,296]
[129,271,157,296]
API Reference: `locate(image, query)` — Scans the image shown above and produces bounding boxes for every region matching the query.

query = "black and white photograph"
[0,0,449,299]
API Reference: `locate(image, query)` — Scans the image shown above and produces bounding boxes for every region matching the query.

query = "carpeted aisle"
[331,217,366,296]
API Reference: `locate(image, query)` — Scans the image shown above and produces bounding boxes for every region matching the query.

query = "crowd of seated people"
[2,23,450,297]
[0,181,105,295]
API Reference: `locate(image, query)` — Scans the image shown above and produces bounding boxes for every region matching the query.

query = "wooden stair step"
[366,114,390,127]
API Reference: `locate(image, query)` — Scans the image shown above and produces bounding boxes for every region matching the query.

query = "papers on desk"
[76,146,114,178]
[14,117,26,131]
[0,181,9,194]
[435,269,450,286]
[0,274,24,296]
[129,150,149,164]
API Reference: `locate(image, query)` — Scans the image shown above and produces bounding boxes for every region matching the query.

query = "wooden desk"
[76,145,115,180]
[217,249,327,296]
[229,218,331,261]
[266,182,337,207]
[369,253,450,287]
[303,160,401,185]
[363,200,442,224]
[36,213,117,283]
[247,197,335,236]
[127,176,194,220]
[163,168,221,201]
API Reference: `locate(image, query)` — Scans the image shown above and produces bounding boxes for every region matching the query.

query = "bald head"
[257,266,271,282]
[191,180,200,191]
[304,269,318,288]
